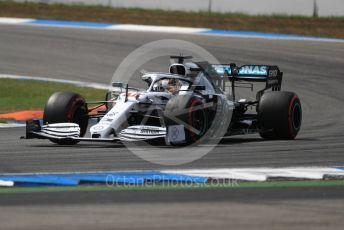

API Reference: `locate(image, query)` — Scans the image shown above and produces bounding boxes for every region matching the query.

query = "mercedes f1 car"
[25,56,302,145]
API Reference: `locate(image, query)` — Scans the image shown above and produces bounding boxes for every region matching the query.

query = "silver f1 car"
[25,56,302,145]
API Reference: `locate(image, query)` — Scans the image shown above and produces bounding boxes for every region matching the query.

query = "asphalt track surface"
[0,24,344,229]
[1,186,344,230]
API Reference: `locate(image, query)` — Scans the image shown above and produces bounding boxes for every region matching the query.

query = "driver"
[166,78,181,95]
[159,78,180,94]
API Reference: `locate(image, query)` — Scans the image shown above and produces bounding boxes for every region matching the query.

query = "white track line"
[0,180,14,187]
[107,24,207,34]
[0,123,25,128]
[0,17,34,24]
[163,167,344,181]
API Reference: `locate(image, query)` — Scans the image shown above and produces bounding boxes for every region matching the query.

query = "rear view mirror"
[193,85,206,91]
[112,82,125,88]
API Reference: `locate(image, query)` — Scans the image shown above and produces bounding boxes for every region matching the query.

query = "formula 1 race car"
[25,56,302,145]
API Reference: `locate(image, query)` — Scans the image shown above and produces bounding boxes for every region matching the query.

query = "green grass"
[0,1,343,38]
[0,118,8,123]
[1,180,344,194]
[0,79,107,114]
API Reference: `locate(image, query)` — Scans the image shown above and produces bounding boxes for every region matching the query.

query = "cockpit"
[151,77,190,95]
[140,61,224,97]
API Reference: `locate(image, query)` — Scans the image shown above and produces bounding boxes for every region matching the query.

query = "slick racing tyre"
[187,98,208,143]
[258,91,302,140]
[164,94,209,145]
[43,92,88,145]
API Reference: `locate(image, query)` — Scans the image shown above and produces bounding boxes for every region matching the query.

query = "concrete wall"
[13,0,344,16]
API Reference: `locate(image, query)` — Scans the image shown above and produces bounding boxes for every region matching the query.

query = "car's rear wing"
[211,64,283,90]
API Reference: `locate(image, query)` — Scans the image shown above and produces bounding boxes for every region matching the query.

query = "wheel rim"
[187,99,207,142]
[73,106,88,136]
[192,109,207,137]
[287,95,302,138]
[292,102,302,130]
[67,96,88,136]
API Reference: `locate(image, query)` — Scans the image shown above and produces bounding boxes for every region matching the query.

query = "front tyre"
[43,92,88,145]
[258,91,302,140]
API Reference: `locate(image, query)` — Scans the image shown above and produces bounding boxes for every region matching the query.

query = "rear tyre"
[258,91,302,140]
[43,92,88,145]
